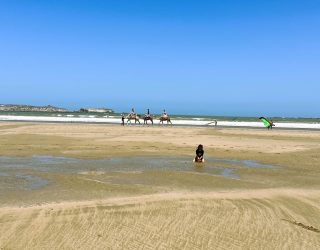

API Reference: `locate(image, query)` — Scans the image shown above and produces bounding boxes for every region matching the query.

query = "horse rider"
[130,108,136,116]
[145,108,151,118]
[162,109,168,118]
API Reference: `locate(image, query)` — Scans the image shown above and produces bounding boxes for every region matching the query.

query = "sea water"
[0,111,319,129]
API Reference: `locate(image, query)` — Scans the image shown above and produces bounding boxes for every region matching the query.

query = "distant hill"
[0,104,68,112]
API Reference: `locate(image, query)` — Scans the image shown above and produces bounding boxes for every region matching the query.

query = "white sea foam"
[0,115,319,129]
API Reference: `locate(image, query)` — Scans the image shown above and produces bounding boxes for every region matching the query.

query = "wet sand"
[0,122,320,249]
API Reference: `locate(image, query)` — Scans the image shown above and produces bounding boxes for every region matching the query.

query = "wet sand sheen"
[0,155,274,190]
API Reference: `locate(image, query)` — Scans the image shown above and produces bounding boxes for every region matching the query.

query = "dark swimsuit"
[195,149,204,161]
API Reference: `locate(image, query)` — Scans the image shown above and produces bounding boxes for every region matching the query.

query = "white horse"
[159,115,172,125]
[126,114,140,125]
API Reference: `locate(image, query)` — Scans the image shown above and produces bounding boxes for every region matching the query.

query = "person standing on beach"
[121,113,125,126]
[268,119,274,130]
[195,144,204,162]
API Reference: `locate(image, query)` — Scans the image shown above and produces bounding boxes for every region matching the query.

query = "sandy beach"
[0,122,320,249]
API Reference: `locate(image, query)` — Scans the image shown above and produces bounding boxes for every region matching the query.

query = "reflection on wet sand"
[0,156,277,193]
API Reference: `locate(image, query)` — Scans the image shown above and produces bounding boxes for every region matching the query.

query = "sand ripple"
[1,190,319,250]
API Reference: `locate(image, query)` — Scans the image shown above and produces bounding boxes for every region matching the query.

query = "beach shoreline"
[1,114,320,129]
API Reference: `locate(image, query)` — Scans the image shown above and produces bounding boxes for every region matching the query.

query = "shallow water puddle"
[15,174,49,190]
[0,156,277,190]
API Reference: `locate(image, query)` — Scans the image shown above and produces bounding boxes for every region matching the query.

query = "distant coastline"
[0,104,114,113]
[0,104,68,112]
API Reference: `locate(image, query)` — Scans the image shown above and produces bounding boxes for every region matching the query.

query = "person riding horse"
[126,108,140,124]
[144,108,153,125]
[159,109,172,124]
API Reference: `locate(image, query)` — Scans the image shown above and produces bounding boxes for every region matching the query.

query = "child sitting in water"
[194,144,204,162]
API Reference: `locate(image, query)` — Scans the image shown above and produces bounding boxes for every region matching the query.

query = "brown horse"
[143,115,153,125]
[159,115,172,125]
[126,114,140,125]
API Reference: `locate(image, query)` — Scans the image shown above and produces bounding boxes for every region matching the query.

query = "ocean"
[0,111,319,129]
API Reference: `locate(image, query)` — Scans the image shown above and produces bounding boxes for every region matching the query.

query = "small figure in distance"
[194,144,204,163]
[259,117,275,130]
[268,119,274,130]
[121,113,125,126]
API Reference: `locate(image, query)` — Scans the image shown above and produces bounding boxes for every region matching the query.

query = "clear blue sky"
[1,0,319,117]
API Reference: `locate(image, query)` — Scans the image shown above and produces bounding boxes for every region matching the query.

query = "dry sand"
[0,122,320,249]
